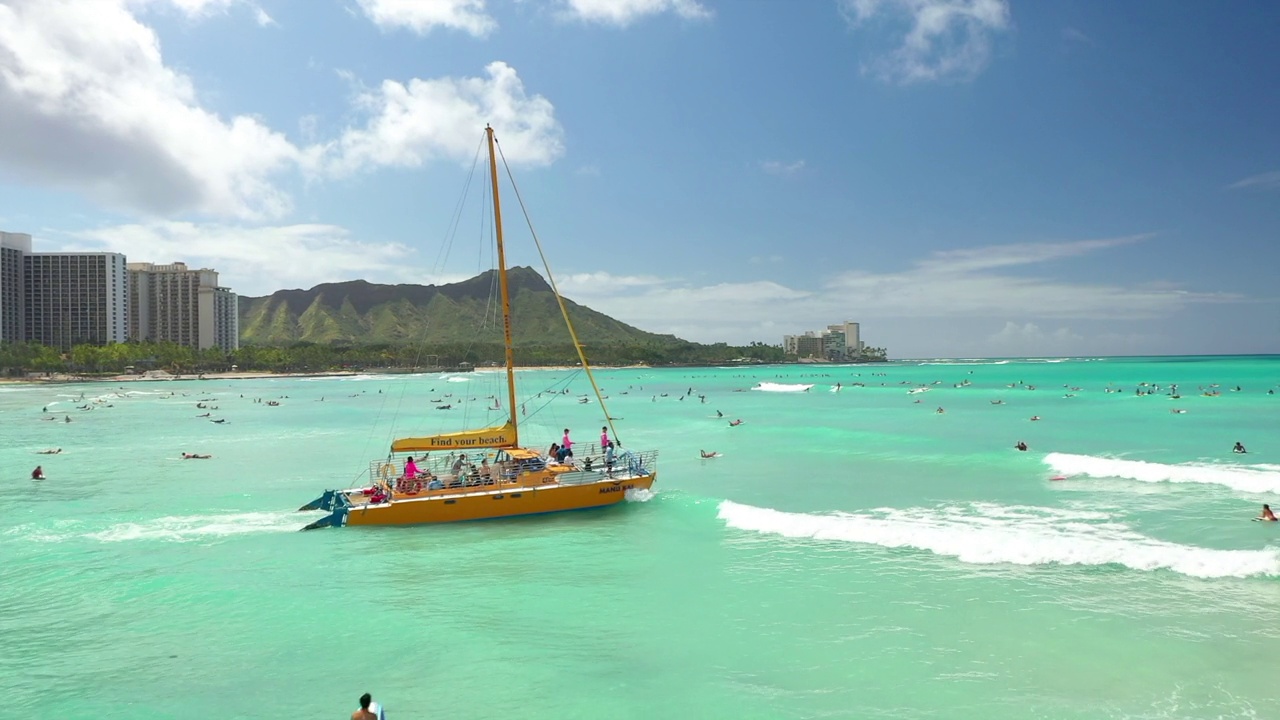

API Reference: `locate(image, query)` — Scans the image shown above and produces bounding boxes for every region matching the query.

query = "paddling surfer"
[31,466,44,480]
[1259,504,1278,522]
[352,693,378,720]
[1233,441,1247,454]
[700,450,718,458]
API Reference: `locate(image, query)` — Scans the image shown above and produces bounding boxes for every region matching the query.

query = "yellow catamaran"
[299,127,658,529]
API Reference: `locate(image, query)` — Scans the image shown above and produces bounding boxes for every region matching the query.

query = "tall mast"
[487,126,519,446]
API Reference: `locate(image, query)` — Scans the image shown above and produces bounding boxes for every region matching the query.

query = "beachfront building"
[784,321,872,361]
[23,252,129,349]
[0,231,31,342]
[127,262,239,352]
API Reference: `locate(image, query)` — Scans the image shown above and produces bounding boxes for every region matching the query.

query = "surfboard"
[1050,476,1067,481]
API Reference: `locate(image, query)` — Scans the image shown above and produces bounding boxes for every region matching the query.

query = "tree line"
[0,339,891,376]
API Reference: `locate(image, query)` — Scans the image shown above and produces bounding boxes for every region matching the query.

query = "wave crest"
[1044,453,1280,495]
[716,500,1280,579]
[752,383,813,393]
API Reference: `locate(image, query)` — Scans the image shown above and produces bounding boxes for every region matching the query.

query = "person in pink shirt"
[600,426,610,451]
[560,428,573,461]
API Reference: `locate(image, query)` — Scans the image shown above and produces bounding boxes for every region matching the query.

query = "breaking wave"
[752,383,814,393]
[716,500,1280,579]
[1044,453,1280,495]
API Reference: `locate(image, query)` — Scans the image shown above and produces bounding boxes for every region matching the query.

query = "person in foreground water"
[1233,441,1247,454]
[1259,504,1278,522]
[352,692,382,720]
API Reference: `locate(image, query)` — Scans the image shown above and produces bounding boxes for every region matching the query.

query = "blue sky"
[0,0,1277,357]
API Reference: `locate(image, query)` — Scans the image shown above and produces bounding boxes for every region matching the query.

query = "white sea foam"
[1044,453,1280,495]
[298,374,382,382]
[716,500,1280,579]
[445,375,471,383]
[625,488,655,502]
[752,382,813,393]
[87,511,308,543]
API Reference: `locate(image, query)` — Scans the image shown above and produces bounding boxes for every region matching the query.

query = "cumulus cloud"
[1227,171,1280,191]
[557,0,712,26]
[0,0,301,220]
[0,2,563,218]
[355,0,496,37]
[322,62,564,175]
[559,235,1241,344]
[840,0,1011,83]
[57,221,438,295]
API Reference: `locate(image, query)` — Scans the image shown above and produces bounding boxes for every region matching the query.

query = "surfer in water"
[32,466,45,480]
[1259,504,1278,522]
[729,419,743,426]
[1233,441,1247,454]
[700,450,719,458]
[1015,441,1028,452]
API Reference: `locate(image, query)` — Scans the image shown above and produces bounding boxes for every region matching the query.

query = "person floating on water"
[352,692,380,720]
[1233,441,1247,454]
[1259,504,1278,522]
[1015,441,1028,452]
[716,410,723,418]
[31,466,44,480]
[729,419,743,426]
[700,450,719,458]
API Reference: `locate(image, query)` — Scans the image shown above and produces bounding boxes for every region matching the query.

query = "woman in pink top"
[600,426,610,451]
[404,456,419,478]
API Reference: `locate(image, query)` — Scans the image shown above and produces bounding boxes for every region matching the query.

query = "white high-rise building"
[0,231,31,343]
[128,262,238,351]
[23,252,129,348]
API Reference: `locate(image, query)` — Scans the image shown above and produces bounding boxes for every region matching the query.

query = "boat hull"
[342,472,656,526]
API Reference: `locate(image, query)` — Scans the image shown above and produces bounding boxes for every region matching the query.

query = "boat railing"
[366,448,658,488]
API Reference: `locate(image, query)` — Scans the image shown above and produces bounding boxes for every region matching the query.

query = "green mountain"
[237,266,683,347]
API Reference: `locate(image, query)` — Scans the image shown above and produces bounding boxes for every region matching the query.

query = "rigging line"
[493,136,623,447]
[386,133,486,448]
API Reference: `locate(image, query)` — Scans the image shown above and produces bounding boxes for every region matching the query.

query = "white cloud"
[1227,171,1280,191]
[559,236,1241,345]
[322,62,564,175]
[1062,26,1091,44]
[253,5,275,26]
[58,221,432,295]
[761,159,805,177]
[574,165,601,176]
[355,0,496,37]
[0,0,301,220]
[840,0,1011,83]
[557,0,712,26]
[0,2,565,218]
[988,321,1082,352]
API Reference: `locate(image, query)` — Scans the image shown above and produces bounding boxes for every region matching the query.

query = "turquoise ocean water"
[2,356,1279,719]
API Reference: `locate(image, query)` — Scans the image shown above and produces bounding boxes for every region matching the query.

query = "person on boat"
[1259,504,1278,522]
[1233,442,1247,454]
[32,466,44,480]
[601,426,610,452]
[560,428,574,461]
[450,454,467,481]
[479,458,493,484]
[352,693,378,720]
[605,441,616,477]
[700,450,718,458]
[547,443,560,462]
[404,456,420,479]
[1015,441,1028,452]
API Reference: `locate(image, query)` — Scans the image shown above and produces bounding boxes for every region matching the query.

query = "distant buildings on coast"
[784,321,885,361]
[0,231,238,351]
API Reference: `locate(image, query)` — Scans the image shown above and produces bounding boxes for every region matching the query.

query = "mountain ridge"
[237,266,683,347]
